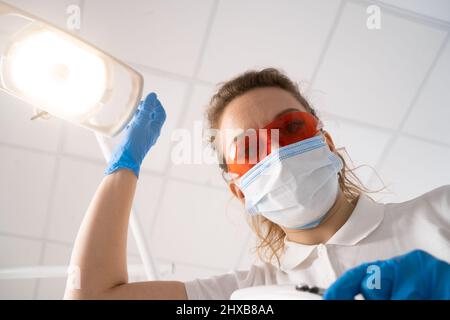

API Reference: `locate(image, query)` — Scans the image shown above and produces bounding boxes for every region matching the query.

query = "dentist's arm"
[64,93,187,300]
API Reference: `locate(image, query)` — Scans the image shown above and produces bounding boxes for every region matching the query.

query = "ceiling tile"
[45,158,164,251]
[313,1,446,129]
[0,279,36,299]
[126,229,140,257]
[177,84,215,128]
[169,147,226,189]
[198,0,341,83]
[403,41,450,145]
[169,84,226,188]
[379,0,450,23]
[0,146,57,237]
[374,136,450,203]
[0,235,42,267]
[40,242,71,266]
[82,0,214,76]
[127,255,146,282]
[0,235,42,299]
[46,158,104,243]
[151,179,250,270]
[0,93,65,153]
[62,125,104,162]
[138,70,189,173]
[3,0,79,28]
[62,69,189,172]
[322,115,392,184]
[35,242,71,300]
[35,275,65,300]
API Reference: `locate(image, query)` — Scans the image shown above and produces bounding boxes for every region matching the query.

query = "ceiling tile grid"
[168,84,227,188]
[402,40,450,145]
[151,179,250,271]
[81,0,216,77]
[0,0,449,299]
[3,0,80,29]
[0,146,57,238]
[0,235,42,299]
[34,242,72,300]
[379,0,450,23]
[372,136,450,203]
[312,1,447,129]
[0,93,65,153]
[198,0,343,83]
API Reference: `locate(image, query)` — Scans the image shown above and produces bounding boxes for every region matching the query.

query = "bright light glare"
[7,31,107,117]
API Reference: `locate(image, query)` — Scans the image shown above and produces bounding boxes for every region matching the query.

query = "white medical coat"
[185,185,450,300]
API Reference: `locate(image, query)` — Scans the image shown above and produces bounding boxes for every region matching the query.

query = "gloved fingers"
[105,92,167,179]
[150,98,167,124]
[405,249,434,266]
[324,263,372,300]
[134,93,167,130]
[388,250,433,300]
[138,93,158,113]
[360,261,394,300]
[325,251,449,300]
[138,93,165,118]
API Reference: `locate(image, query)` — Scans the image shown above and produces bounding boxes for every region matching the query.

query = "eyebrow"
[272,108,301,121]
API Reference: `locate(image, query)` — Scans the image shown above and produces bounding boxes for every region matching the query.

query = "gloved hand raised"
[324,250,450,300]
[105,93,166,178]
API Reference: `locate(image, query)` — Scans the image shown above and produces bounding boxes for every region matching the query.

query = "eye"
[284,120,305,134]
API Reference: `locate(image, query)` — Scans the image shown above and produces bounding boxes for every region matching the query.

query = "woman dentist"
[64,69,450,300]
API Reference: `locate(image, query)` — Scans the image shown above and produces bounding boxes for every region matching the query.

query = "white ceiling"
[0,0,449,299]
[380,0,450,23]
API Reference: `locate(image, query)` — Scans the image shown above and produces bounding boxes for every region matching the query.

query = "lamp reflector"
[0,1,143,137]
[7,30,107,118]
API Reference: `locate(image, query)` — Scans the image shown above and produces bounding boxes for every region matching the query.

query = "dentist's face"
[217,87,310,202]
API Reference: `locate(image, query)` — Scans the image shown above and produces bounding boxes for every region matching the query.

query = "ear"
[229,182,245,204]
[322,130,336,152]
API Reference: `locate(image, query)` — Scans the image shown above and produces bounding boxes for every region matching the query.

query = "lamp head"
[0,1,143,137]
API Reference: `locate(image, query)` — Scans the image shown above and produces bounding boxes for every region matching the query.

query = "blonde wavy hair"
[206,68,376,266]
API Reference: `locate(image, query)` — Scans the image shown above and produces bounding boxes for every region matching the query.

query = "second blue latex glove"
[105,93,166,178]
[324,250,450,300]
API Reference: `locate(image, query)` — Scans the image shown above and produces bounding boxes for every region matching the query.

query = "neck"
[283,189,357,245]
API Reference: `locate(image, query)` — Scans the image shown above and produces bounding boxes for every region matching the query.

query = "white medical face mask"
[235,134,343,230]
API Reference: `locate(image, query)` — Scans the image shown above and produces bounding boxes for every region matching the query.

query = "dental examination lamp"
[0,2,159,280]
[0,1,142,136]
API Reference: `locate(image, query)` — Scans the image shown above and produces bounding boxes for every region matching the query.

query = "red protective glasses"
[225,111,320,178]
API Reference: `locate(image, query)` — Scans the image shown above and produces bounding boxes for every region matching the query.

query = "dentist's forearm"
[64,93,184,300]
[66,169,137,297]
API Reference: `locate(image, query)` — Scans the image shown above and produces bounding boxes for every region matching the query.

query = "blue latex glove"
[324,250,450,300]
[105,93,166,178]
